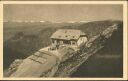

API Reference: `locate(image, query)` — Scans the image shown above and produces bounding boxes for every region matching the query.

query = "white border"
[0,1,126,4]
[0,1,127,80]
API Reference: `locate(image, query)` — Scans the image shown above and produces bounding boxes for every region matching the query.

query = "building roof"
[50,29,86,40]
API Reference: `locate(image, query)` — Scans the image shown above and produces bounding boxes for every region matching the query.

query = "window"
[60,41,63,44]
[71,41,76,45]
[53,40,57,45]
[63,40,70,45]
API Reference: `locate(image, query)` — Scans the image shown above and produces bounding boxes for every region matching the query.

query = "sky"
[4,4,123,22]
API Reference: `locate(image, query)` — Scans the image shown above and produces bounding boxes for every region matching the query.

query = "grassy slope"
[3,20,123,77]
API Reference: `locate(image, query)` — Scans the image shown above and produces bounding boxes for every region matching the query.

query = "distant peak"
[39,21,45,23]
[68,21,76,23]
[79,21,90,23]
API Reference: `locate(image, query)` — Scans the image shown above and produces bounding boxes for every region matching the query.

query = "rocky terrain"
[3,20,123,77]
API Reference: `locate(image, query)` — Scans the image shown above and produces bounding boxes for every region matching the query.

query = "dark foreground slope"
[3,20,123,77]
[71,22,123,77]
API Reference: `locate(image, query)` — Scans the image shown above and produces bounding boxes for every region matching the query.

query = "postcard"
[0,1,127,80]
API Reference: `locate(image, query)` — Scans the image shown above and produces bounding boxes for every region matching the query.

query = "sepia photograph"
[1,1,127,79]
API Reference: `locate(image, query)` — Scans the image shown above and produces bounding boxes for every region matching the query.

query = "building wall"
[77,37,88,46]
[51,39,76,45]
[51,36,87,47]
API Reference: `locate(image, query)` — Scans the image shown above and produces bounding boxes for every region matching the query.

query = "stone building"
[50,29,88,49]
